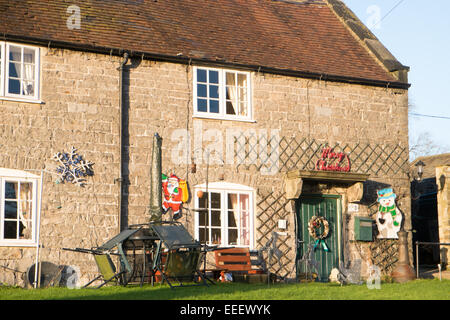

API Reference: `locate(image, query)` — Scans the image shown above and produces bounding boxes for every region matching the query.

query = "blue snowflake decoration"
[53,147,94,187]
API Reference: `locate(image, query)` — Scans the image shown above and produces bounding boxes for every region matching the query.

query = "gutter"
[117,52,129,233]
[4,35,410,90]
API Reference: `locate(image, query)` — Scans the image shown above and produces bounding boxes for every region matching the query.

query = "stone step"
[418,268,450,280]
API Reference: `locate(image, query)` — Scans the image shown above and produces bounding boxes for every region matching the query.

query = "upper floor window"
[0,169,40,246]
[0,42,40,101]
[193,66,252,121]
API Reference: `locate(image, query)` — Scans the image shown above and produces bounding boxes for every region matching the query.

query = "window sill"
[0,96,44,104]
[193,114,256,123]
[0,242,37,247]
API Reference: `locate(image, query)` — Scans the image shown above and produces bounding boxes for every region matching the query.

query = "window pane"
[238,73,247,86]
[226,72,235,86]
[9,46,21,62]
[20,201,32,219]
[211,210,221,227]
[5,182,17,199]
[239,102,247,116]
[227,193,238,210]
[198,209,209,226]
[226,101,236,115]
[211,228,221,244]
[9,62,21,78]
[5,201,17,219]
[198,228,209,243]
[209,70,219,84]
[23,48,35,64]
[197,99,207,112]
[226,86,236,101]
[20,220,31,239]
[197,84,207,97]
[197,69,207,83]
[228,211,237,227]
[228,229,238,245]
[240,229,250,246]
[4,221,17,239]
[198,193,207,208]
[23,64,34,80]
[240,211,249,229]
[23,80,34,96]
[210,100,219,113]
[210,192,221,209]
[239,87,247,102]
[209,85,219,99]
[8,79,21,94]
[240,194,249,211]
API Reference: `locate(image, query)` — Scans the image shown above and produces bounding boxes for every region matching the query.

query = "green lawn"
[0,279,449,300]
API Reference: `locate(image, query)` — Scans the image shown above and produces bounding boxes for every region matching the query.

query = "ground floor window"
[194,182,254,248]
[0,169,39,245]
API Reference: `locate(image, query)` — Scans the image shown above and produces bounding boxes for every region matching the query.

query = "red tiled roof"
[1,0,403,86]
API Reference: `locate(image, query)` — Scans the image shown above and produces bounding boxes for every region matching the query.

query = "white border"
[0,168,40,247]
[3,42,40,102]
[193,66,253,122]
[0,42,4,97]
[193,182,255,249]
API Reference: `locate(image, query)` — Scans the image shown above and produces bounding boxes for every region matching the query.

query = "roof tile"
[1,0,399,84]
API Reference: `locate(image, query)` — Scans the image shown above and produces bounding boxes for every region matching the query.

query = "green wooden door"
[296,195,341,282]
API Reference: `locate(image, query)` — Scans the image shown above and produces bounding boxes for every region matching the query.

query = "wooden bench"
[210,248,267,283]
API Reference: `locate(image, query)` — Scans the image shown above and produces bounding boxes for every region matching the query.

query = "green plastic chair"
[83,254,126,289]
[155,248,208,289]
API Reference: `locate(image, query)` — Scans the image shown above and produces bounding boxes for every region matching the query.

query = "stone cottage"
[0,0,411,286]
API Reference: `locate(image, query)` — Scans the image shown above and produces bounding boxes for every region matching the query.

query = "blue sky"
[342,0,450,159]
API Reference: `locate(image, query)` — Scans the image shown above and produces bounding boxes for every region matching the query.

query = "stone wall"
[436,166,450,268]
[0,46,410,286]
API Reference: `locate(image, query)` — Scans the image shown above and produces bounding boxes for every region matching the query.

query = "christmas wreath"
[308,216,330,252]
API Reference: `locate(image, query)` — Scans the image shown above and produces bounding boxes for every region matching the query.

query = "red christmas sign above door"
[315,147,351,172]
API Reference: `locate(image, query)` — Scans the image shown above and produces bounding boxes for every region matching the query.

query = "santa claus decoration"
[161,173,188,220]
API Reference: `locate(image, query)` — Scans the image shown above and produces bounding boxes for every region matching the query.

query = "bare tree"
[409,131,448,161]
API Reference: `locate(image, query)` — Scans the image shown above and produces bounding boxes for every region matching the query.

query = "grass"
[0,279,449,300]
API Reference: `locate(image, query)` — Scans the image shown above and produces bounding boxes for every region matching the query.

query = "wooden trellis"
[232,134,409,177]
[369,240,399,275]
[368,202,399,275]
[256,189,292,277]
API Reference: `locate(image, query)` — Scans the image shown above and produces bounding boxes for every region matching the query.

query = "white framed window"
[193,66,253,122]
[0,42,4,97]
[194,182,254,248]
[0,42,40,101]
[0,169,40,246]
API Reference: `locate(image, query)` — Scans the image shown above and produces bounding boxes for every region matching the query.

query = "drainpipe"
[117,52,129,233]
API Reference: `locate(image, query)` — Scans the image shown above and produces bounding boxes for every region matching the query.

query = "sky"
[342,0,450,160]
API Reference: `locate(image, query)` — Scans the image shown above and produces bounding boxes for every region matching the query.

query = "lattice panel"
[368,202,399,275]
[232,134,409,177]
[369,240,399,275]
[256,189,292,277]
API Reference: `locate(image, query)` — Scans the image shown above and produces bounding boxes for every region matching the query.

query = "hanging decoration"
[53,147,94,187]
[375,188,402,239]
[162,173,189,220]
[308,215,330,252]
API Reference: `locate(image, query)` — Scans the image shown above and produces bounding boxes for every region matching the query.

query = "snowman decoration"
[375,188,402,239]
